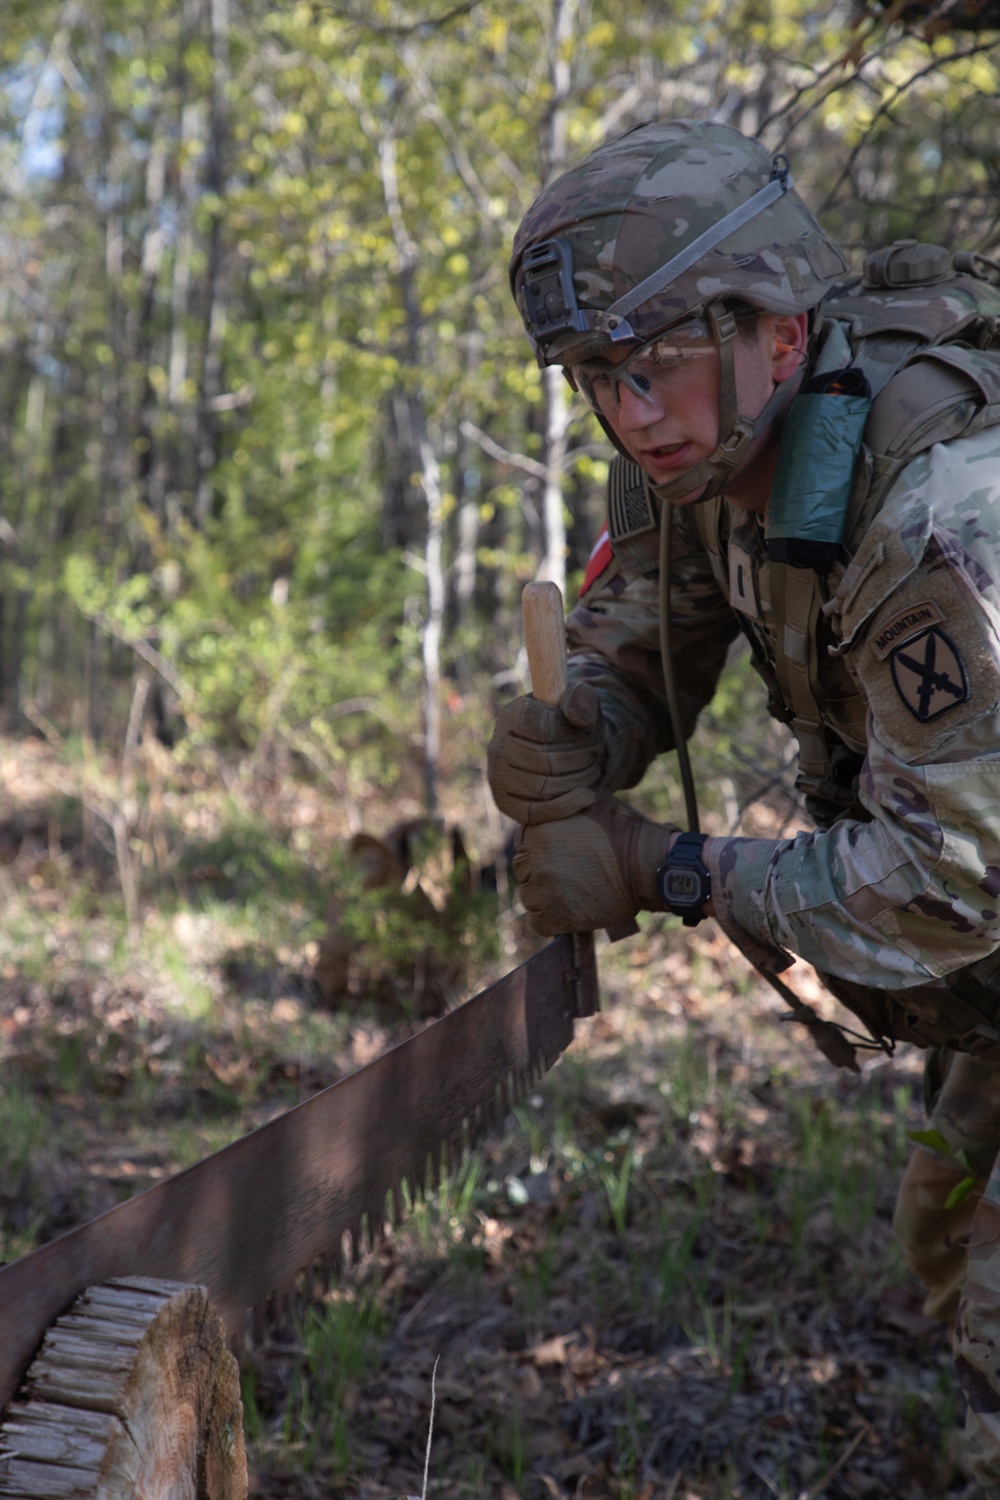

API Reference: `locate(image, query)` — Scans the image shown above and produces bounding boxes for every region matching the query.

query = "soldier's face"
[579,312,806,511]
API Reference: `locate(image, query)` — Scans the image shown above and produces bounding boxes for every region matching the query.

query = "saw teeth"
[0,933,590,1411]
[311,1253,331,1295]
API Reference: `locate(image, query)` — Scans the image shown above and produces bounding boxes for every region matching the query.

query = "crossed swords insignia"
[889,627,969,723]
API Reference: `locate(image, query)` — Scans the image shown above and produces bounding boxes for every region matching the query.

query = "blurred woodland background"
[3,5,1000,1497]
[2,0,999,818]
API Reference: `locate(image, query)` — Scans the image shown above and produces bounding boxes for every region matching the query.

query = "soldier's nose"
[615,382,666,430]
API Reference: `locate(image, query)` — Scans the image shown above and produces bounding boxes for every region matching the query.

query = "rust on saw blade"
[0,930,597,1413]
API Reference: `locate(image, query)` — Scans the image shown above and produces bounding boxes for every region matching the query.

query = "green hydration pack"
[766,239,1000,568]
[764,366,871,566]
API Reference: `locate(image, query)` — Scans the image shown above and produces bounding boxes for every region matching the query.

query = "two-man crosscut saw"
[0,582,599,1417]
[0,929,598,1413]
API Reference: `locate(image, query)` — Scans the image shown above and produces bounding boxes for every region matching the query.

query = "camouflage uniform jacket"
[566,327,1000,1035]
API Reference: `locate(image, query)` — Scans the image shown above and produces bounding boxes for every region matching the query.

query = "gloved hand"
[487,681,606,825]
[513,793,678,936]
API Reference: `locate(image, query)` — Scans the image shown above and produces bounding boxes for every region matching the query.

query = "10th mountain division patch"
[889,626,970,723]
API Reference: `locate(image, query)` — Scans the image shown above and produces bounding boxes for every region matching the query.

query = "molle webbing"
[732,337,1000,805]
[767,562,833,802]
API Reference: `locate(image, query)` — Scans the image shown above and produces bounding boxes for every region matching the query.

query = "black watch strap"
[656,831,711,927]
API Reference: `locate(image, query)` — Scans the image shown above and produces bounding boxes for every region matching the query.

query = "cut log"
[0,1278,246,1500]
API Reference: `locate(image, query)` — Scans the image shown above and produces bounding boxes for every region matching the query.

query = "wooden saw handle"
[521,581,638,944]
[522,581,567,707]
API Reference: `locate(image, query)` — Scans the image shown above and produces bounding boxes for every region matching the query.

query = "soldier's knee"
[894,1145,981,1321]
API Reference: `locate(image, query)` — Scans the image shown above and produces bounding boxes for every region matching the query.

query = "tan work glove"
[513,793,678,936]
[487,682,605,825]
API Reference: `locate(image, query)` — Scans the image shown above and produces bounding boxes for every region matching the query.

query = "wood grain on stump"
[0,1277,246,1500]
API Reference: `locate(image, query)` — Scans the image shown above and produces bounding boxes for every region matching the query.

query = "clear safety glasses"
[569,319,716,415]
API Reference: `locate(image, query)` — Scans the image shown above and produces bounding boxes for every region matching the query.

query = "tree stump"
[0,1277,246,1499]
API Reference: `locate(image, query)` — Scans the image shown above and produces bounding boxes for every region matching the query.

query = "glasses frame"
[569,317,718,415]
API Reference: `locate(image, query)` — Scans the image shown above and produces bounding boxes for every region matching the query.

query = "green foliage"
[400,1151,490,1263]
[596,1142,635,1235]
[0,1072,52,1260]
[283,1289,390,1475]
[0,1073,49,1185]
[908,1127,978,1209]
[0,0,996,764]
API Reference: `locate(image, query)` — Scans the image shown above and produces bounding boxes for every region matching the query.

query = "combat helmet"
[509,119,848,501]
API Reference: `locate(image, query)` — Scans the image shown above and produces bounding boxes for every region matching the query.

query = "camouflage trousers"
[894,1050,1000,1496]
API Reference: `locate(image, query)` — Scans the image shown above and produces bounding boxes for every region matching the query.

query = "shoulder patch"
[871,599,946,660]
[607,458,654,543]
[854,559,1000,759]
[888,627,969,722]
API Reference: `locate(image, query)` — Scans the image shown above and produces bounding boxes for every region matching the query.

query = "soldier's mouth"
[640,442,692,471]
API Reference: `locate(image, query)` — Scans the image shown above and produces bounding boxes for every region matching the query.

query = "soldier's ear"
[771,313,808,380]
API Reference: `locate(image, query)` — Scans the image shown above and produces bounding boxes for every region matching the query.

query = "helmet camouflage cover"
[510,119,848,366]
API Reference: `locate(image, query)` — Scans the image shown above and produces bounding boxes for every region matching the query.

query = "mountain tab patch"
[871,599,945,661]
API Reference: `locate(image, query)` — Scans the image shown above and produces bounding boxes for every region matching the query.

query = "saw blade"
[0,931,597,1413]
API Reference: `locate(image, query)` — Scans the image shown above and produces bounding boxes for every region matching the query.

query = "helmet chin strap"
[648,301,796,507]
[586,299,799,504]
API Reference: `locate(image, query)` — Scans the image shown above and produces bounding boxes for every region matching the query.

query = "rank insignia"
[889,627,969,723]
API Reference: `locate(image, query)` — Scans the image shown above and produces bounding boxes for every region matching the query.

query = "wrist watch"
[656,831,711,927]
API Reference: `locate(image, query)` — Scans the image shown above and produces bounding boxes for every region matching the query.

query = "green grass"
[485,1391,526,1483]
[0,1072,56,1260]
[282,1288,390,1476]
[0,1074,51,1180]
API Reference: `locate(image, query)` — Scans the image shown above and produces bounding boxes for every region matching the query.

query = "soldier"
[487,118,1000,1494]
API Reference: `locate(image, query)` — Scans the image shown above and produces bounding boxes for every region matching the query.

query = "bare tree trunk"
[87,13,127,747]
[454,330,484,632]
[539,366,570,593]
[377,118,449,813]
[454,491,479,629]
[166,97,201,534]
[381,389,424,550]
[139,129,171,527]
[534,0,580,594]
[420,439,445,817]
[196,0,231,526]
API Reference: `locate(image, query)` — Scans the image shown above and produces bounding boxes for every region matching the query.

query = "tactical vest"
[605,241,1000,827]
[605,243,1000,1056]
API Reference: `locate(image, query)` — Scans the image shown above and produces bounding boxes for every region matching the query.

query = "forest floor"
[0,730,981,1500]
